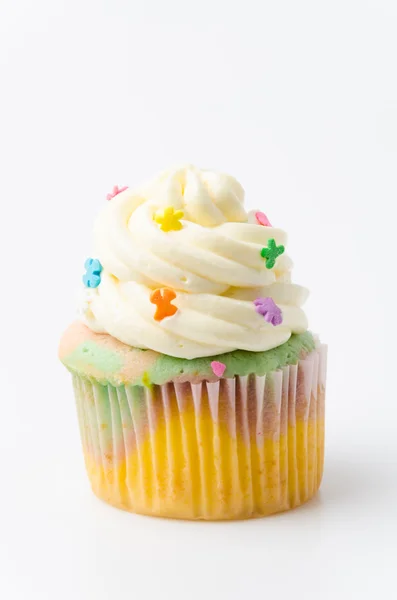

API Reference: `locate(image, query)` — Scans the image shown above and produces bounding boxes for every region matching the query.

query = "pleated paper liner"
[73,344,327,520]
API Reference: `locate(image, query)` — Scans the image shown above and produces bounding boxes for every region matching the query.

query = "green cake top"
[59,322,315,387]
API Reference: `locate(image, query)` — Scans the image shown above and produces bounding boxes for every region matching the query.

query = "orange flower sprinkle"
[150,288,178,321]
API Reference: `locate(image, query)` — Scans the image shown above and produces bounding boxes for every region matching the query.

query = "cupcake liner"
[72,344,327,520]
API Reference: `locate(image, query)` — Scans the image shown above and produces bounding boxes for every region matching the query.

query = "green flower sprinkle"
[260,238,285,269]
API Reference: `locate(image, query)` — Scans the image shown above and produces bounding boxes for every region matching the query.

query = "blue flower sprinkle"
[83,258,103,288]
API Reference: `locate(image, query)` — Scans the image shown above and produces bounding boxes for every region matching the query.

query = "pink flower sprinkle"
[211,361,226,378]
[106,185,128,201]
[255,211,272,227]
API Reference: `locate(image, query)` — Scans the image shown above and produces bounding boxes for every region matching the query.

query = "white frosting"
[81,165,309,358]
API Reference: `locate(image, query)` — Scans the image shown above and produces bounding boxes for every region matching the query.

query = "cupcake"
[59,165,327,520]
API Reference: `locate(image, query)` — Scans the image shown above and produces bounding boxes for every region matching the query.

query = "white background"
[1,1,396,599]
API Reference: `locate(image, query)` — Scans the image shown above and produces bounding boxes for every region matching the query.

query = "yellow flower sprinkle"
[142,372,151,388]
[154,206,184,232]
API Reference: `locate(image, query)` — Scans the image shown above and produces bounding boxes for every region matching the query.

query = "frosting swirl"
[80,165,309,359]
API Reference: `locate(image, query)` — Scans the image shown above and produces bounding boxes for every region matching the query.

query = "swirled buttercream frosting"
[79,165,309,359]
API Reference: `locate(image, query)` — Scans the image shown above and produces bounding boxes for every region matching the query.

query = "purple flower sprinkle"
[253,297,283,326]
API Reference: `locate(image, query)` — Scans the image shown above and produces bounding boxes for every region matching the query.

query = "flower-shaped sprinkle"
[154,206,184,232]
[106,185,128,201]
[83,258,103,288]
[141,372,151,388]
[253,297,283,326]
[150,288,178,321]
[211,361,226,377]
[255,211,272,227]
[260,238,285,269]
